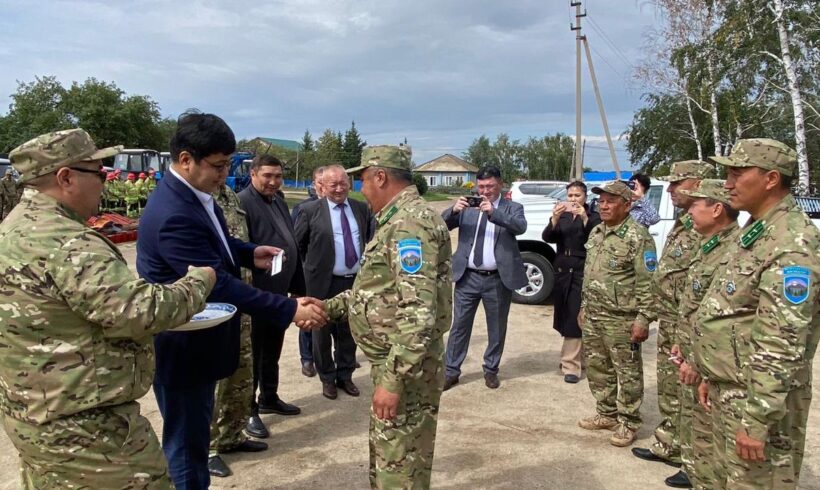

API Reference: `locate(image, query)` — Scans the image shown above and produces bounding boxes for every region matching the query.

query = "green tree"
[341,121,366,169]
[0,76,70,152]
[463,135,493,169]
[316,129,344,165]
[519,133,575,180]
[412,172,428,195]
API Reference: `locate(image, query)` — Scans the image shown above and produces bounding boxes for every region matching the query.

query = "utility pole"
[570,1,584,182]
[569,0,621,180]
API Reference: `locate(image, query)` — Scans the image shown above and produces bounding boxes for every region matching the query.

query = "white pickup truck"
[512,180,820,304]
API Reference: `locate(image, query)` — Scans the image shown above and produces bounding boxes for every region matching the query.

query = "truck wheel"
[512,252,554,305]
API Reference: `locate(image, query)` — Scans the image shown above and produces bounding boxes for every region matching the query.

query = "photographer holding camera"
[543,181,601,383]
[441,166,528,390]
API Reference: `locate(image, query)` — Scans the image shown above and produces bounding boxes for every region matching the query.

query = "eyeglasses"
[200,157,231,173]
[68,167,106,183]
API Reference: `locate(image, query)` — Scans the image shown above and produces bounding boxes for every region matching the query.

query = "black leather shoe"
[564,374,580,384]
[443,375,459,391]
[484,373,500,389]
[301,361,316,377]
[244,415,269,439]
[221,439,268,454]
[632,447,681,467]
[665,471,692,488]
[336,379,360,397]
[322,381,338,399]
[258,398,301,416]
[208,455,232,478]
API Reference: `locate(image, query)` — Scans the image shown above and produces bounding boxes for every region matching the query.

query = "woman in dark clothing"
[542,181,601,383]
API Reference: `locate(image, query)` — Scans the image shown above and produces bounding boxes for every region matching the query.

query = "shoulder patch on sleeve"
[643,251,658,272]
[783,266,810,305]
[397,238,423,273]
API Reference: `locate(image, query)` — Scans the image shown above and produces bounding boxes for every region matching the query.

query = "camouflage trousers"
[582,316,644,430]
[210,314,253,453]
[679,382,716,489]
[649,317,682,462]
[2,401,172,489]
[368,354,444,489]
[708,382,810,489]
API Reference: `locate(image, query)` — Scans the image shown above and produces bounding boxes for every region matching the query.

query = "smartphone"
[466,196,483,207]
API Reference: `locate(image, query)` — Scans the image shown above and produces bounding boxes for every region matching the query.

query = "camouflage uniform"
[326,145,453,490]
[676,180,738,489]
[0,129,216,490]
[581,181,656,435]
[0,171,17,219]
[695,139,820,489]
[209,185,255,453]
[649,160,715,462]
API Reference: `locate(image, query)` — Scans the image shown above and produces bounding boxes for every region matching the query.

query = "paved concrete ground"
[0,199,818,489]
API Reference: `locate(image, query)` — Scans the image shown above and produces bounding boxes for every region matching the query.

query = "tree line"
[627,0,820,194]
[463,133,579,183]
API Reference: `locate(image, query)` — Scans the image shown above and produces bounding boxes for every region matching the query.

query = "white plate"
[171,303,237,332]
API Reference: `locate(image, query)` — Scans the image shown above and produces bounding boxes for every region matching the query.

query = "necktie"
[338,203,358,268]
[473,212,488,267]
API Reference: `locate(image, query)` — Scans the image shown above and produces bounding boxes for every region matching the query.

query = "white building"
[415,154,478,187]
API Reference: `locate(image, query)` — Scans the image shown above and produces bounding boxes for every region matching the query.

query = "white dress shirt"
[468,196,500,271]
[327,198,362,275]
[169,166,234,264]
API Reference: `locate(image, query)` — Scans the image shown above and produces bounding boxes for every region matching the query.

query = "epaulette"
[681,214,694,230]
[615,221,629,238]
[702,234,719,254]
[378,206,398,226]
[740,221,765,249]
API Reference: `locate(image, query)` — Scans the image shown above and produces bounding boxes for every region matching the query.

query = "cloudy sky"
[0,0,658,169]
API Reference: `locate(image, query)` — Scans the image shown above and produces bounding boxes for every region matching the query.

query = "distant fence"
[284,179,363,191]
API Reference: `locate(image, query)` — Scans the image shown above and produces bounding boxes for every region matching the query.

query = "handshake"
[293,297,329,331]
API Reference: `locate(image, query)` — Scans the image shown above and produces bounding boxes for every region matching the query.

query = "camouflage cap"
[591,180,632,201]
[657,160,716,182]
[709,138,797,177]
[679,179,731,205]
[346,144,412,175]
[10,129,122,184]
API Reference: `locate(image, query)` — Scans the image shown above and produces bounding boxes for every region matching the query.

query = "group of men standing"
[573,139,819,490]
[0,116,454,490]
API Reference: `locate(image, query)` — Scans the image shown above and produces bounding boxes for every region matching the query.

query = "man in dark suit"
[291,165,326,378]
[295,164,374,399]
[238,155,305,435]
[137,112,327,490]
[441,165,527,390]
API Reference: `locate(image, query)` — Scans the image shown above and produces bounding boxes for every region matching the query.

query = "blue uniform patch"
[644,251,657,272]
[397,238,423,274]
[783,266,810,305]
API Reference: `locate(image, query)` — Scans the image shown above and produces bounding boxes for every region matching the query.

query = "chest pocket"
[604,246,632,272]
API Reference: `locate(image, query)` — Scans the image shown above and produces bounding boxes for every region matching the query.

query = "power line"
[586,15,634,69]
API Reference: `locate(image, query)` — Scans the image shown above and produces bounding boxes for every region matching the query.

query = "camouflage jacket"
[653,213,701,321]
[0,190,214,425]
[677,222,739,363]
[694,195,819,440]
[582,215,657,327]
[326,186,453,393]
[215,185,252,284]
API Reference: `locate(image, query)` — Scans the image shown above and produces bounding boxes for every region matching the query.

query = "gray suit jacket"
[294,197,374,299]
[238,185,305,296]
[442,198,528,290]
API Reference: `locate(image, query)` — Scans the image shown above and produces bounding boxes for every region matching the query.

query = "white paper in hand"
[270,252,283,276]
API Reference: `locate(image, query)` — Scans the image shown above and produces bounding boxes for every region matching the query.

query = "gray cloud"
[0,0,655,169]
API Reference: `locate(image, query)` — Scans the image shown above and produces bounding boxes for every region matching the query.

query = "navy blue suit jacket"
[137,171,297,387]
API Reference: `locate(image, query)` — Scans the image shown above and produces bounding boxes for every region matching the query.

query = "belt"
[559,248,586,258]
[468,269,498,276]
[333,274,357,279]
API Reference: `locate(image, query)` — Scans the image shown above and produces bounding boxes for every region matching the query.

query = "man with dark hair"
[695,139,819,488]
[137,112,327,489]
[239,154,306,438]
[442,165,527,390]
[628,173,661,228]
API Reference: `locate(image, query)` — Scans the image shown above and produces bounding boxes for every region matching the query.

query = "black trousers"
[313,275,357,383]
[250,319,286,413]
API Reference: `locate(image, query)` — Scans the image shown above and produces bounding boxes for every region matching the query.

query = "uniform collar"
[376,185,419,227]
[602,215,631,239]
[24,188,88,226]
[739,194,795,249]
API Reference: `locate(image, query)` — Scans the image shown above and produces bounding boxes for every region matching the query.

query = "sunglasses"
[68,166,107,183]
